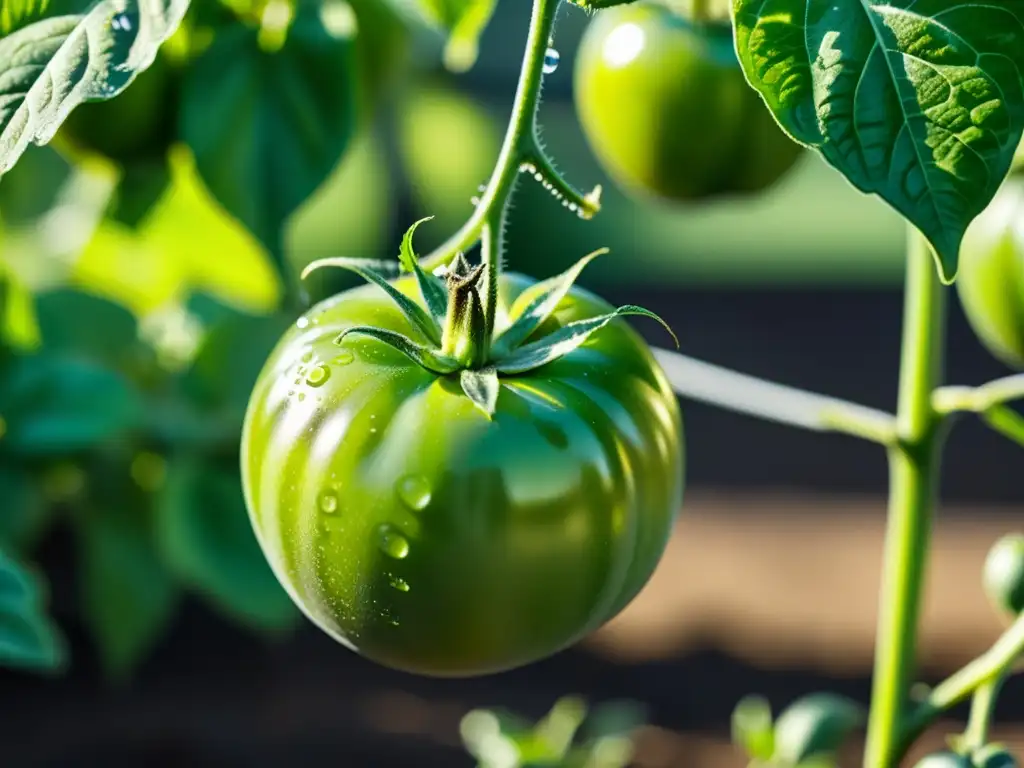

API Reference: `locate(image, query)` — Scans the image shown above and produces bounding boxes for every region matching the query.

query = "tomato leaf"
[0,547,64,673]
[0,355,142,455]
[0,0,188,178]
[460,367,499,417]
[335,326,461,374]
[398,217,448,326]
[0,267,39,353]
[157,462,298,633]
[77,506,179,678]
[182,2,357,268]
[416,0,498,72]
[732,0,1024,282]
[302,258,441,345]
[495,248,608,355]
[494,306,677,375]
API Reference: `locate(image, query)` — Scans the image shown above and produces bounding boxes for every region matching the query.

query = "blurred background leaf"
[157,461,298,632]
[76,504,179,678]
[0,547,64,673]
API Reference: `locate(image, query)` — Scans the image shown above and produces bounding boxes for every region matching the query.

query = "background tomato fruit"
[984,533,1024,617]
[973,745,1019,768]
[957,173,1024,369]
[573,2,802,203]
[59,53,181,165]
[242,273,684,676]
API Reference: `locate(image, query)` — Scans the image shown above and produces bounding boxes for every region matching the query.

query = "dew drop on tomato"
[306,364,331,387]
[318,489,339,514]
[334,350,354,365]
[396,475,431,511]
[378,525,410,559]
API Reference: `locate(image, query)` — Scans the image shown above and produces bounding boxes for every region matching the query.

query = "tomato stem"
[651,348,897,444]
[864,226,947,768]
[481,216,501,342]
[420,0,598,273]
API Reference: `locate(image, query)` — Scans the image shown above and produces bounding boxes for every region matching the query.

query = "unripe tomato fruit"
[973,745,1019,768]
[59,53,180,164]
[573,2,802,203]
[914,753,972,768]
[956,173,1024,369]
[984,533,1024,617]
[241,273,684,676]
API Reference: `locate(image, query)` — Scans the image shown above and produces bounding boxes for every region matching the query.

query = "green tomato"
[956,173,1024,369]
[59,53,180,164]
[973,745,1019,768]
[914,753,973,768]
[241,273,684,676]
[573,3,802,203]
[984,533,1024,617]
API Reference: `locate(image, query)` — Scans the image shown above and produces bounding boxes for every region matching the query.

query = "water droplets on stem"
[397,475,431,511]
[378,524,410,559]
[543,47,560,74]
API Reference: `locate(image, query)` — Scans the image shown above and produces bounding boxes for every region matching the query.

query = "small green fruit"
[973,744,1019,768]
[771,693,864,764]
[984,534,1024,617]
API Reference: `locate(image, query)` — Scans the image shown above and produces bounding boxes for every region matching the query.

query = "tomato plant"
[1,0,1024,767]
[242,232,683,675]
[573,2,802,202]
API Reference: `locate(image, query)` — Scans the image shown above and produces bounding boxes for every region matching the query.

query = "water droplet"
[110,11,133,32]
[301,351,313,363]
[306,363,331,387]
[297,392,306,402]
[296,317,310,329]
[334,350,354,365]
[397,475,431,511]
[378,525,410,559]
[318,489,339,514]
[543,47,560,74]
[389,575,410,592]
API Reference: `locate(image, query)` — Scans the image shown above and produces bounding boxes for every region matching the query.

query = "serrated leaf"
[0,354,142,455]
[731,695,775,761]
[0,0,188,177]
[495,248,608,355]
[304,257,441,345]
[336,326,460,373]
[416,0,497,72]
[181,1,357,265]
[495,306,677,375]
[732,0,1024,282]
[398,216,448,324]
[0,547,63,672]
[460,367,499,416]
[772,693,865,764]
[157,461,298,632]
[78,505,178,678]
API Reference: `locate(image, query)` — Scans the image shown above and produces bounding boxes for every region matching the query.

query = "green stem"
[864,228,948,768]
[962,674,1005,752]
[899,612,1024,753]
[651,348,896,444]
[481,216,501,340]
[421,0,575,273]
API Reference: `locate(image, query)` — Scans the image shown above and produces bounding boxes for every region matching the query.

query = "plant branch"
[865,227,947,768]
[899,613,1024,755]
[651,348,897,444]
[962,673,1005,752]
[420,0,599,272]
[934,374,1024,415]
[982,405,1024,448]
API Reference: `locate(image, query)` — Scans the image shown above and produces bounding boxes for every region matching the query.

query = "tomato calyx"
[303,219,678,417]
